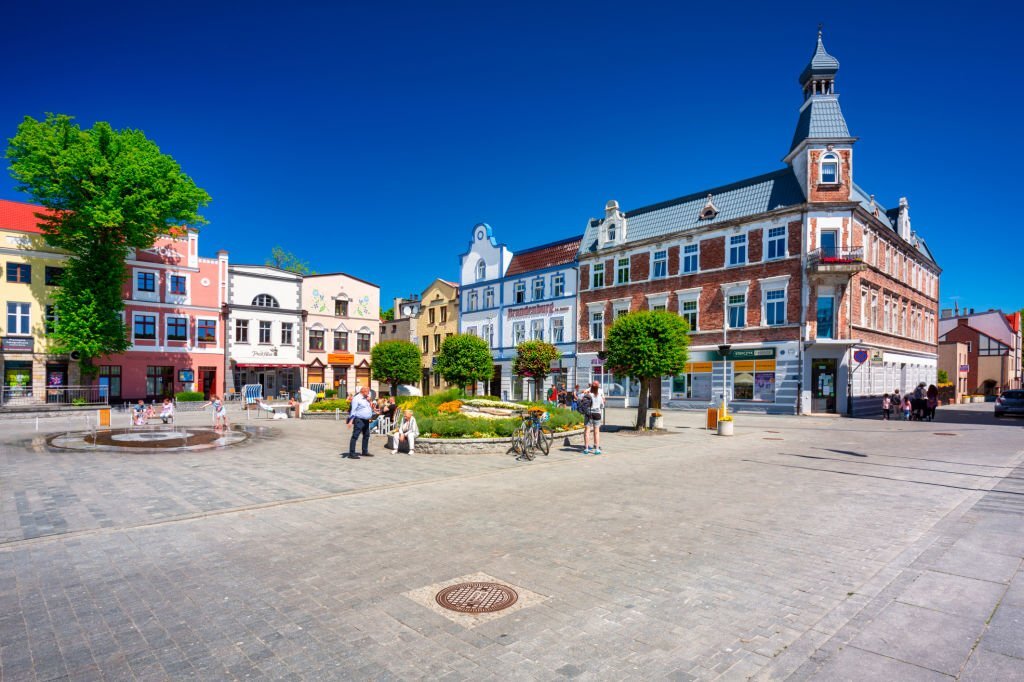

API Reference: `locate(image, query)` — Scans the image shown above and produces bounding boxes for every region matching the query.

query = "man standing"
[347,386,374,459]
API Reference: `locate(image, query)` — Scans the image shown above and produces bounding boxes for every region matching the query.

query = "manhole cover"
[933,433,958,437]
[435,582,518,613]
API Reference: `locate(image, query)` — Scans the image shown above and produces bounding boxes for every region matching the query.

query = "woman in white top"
[395,409,419,455]
[581,381,604,455]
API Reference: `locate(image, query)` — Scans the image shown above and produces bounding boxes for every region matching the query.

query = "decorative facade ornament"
[699,194,719,220]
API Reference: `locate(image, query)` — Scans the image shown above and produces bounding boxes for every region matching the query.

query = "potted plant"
[717,415,734,436]
[648,411,664,430]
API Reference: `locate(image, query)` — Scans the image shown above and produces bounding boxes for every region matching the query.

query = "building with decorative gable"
[576,31,940,415]
[416,279,459,395]
[459,224,580,400]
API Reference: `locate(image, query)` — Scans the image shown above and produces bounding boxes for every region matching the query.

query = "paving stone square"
[0,403,1022,680]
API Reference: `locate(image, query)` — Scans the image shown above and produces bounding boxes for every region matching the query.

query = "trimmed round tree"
[512,340,561,399]
[435,334,493,394]
[371,340,422,396]
[603,310,690,429]
[6,114,210,375]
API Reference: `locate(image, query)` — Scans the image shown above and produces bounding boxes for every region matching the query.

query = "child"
[881,394,891,420]
[133,399,147,426]
[203,395,229,430]
[159,398,174,424]
[901,396,912,421]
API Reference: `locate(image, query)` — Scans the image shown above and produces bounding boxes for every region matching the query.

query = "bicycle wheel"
[539,427,553,455]
[508,426,526,456]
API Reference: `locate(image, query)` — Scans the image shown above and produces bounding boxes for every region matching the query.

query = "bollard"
[335,408,339,421]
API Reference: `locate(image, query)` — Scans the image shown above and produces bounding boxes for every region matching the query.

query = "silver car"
[994,390,1024,418]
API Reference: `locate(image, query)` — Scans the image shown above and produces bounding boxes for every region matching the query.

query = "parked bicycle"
[508,408,553,460]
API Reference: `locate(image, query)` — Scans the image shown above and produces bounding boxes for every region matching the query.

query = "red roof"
[505,236,582,277]
[0,198,52,234]
[1007,312,1021,334]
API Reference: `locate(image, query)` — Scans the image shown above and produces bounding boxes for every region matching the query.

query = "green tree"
[371,340,422,396]
[435,334,493,394]
[603,310,690,429]
[380,307,394,321]
[512,340,561,394]
[6,114,210,374]
[937,369,949,384]
[266,246,316,274]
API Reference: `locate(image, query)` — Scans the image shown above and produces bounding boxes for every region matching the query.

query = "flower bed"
[416,428,585,454]
[405,389,583,438]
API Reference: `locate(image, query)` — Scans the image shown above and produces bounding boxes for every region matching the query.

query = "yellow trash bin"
[98,408,111,427]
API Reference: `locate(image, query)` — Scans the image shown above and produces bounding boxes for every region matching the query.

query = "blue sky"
[2,0,1019,314]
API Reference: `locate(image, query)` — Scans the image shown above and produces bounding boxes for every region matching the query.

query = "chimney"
[940,308,952,318]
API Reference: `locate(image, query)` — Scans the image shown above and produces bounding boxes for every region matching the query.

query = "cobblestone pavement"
[1,404,1022,680]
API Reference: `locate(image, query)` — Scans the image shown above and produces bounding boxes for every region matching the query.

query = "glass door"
[812,359,837,413]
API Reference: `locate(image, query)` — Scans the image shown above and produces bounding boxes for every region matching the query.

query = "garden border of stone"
[416,428,585,455]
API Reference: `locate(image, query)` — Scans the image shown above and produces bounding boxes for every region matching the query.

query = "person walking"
[580,381,605,455]
[395,409,419,454]
[926,384,939,421]
[901,395,912,421]
[347,386,374,459]
[881,393,891,420]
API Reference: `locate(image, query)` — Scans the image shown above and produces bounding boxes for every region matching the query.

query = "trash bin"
[98,408,111,427]
[706,407,718,430]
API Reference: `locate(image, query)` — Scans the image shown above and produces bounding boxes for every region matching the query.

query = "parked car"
[994,390,1024,418]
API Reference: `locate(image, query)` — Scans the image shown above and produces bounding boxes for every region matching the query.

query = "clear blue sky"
[2,0,1018,314]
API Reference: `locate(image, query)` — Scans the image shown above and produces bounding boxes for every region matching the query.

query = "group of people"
[547,384,583,411]
[344,386,418,459]
[132,398,176,426]
[881,383,939,421]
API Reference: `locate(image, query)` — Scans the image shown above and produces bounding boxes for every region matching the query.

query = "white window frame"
[533,277,545,301]
[763,289,786,326]
[468,290,478,311]
[870,292,878,330]
[166,315,189,342]
[133,268,159,302]
[589,309,604,340]
[484,287,494,308]
[728,234,747,267]
[728,294,747,329]
[530,318,544,341]
[646,293,669,311]
[513,321,526,345]
[722,282,750,330]
[819,152,840,184]
[197,318,217,343]
[134,312,158,342]
[676,287,701,331]
[550,317,565,343]
[652,250,668,279]
[6,301,31,335]
[765,226,787,260]
[514,281,526,304]
[682,243,699,274]
[258,320,272,344]
[280,322,293,345]
[235,318,250,344]
[167,272,188,298]
[552,273,565,298]
[475,260,486,282]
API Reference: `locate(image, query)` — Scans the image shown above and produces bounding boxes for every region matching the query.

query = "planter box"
[717,420,734,436]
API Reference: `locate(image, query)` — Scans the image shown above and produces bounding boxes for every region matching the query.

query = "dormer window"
[475,260,486,281]
[606,223,616,242]
[698,194,718,221]
[820,152,839,184]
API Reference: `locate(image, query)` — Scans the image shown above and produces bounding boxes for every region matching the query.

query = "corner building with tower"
[576,32,940,415]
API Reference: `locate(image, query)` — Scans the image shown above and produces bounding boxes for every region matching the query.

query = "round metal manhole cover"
[435,582,518,613]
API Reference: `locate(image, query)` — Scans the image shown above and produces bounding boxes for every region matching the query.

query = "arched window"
[252,294,279,308]
[819,152,840,184]
[475,260,486,281]
[606,223,616,241]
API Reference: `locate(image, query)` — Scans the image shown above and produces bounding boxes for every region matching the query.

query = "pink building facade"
[97,231,228,402]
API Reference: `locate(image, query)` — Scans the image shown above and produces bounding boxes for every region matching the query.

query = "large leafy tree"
[371,340,422,396]
[603,311,690,429]
[512,340,561,389]
[6,114,210,373]
[266,246,316,275]
[435,334,493,394]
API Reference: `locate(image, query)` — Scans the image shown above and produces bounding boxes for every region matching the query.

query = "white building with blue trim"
[458,223,581,400]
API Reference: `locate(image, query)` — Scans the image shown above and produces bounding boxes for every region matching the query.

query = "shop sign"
[1,337,33,353]
[253,347,279,357]
[686,361,714,373]
[328,352,354,365]
[727,348,776,361]
[960,364,969,372]
[506,303,570,319]
[870,349,884,366]
[178,369,194,382]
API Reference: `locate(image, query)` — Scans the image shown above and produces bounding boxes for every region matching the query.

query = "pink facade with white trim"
[97,231,228,402]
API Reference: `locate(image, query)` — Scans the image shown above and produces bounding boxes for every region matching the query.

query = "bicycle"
[508,409,553,460]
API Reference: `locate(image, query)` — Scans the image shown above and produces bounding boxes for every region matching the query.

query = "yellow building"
[416,278,459,395]
[0,200,79,402]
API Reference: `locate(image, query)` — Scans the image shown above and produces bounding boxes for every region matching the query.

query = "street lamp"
[718,343,732,418]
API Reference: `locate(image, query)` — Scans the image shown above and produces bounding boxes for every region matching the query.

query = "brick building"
[938,308,1022,397]
[576,31,940,415]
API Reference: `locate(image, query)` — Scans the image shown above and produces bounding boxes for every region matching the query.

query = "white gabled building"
[225,265,304,399]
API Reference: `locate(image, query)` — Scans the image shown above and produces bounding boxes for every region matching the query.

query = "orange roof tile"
[505,236,582,277]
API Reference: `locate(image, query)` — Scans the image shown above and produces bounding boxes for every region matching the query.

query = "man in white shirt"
[346,386,374,459]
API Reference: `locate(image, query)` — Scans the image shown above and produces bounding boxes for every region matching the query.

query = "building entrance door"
[199,367,216,399]
[422,368,431,396]
[489,365,501,398]
[812,359,837,413]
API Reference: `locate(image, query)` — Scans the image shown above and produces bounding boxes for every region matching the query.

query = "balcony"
[807,247,866,277]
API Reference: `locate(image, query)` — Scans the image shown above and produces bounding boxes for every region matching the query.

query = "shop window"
[357,332,371,352]
[146,366,174,399]
[6,263,31,283]
[45,266,65,286]
[309,329,325,351]
[134,314,156,340]
[198,319,217,343]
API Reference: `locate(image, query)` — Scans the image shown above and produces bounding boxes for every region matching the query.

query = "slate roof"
[851,184,937,265]
[505,235,582,276]
[799,33,840,84]
[0,198,52,233]
[789,96,851,151]
[582,169,805,252]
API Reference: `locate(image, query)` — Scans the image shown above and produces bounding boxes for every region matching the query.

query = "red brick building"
[576,32,940,415]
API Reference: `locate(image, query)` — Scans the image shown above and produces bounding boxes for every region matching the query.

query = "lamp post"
[718,344,732,418]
